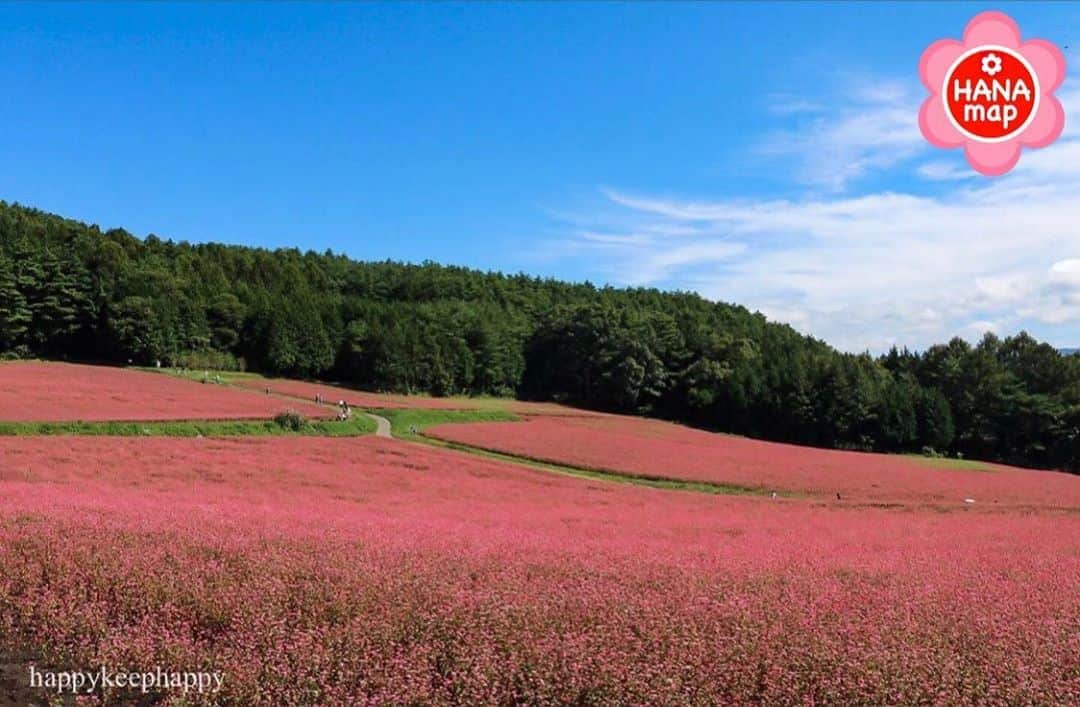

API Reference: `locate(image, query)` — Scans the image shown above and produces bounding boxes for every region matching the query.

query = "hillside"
[1,200,1078,471]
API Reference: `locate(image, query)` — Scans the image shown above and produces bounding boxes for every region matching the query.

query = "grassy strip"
[137,367,264,385]
[903,455,994,472]
[413,433,778,497]
[373,408,520,437]
[0,415,376,437]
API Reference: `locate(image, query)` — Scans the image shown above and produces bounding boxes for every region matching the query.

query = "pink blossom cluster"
[428,415,1080,507]
[0,362,326,422]
[1,436,1077,704]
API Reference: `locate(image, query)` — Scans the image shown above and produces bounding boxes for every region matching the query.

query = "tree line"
[1,201,1077,472]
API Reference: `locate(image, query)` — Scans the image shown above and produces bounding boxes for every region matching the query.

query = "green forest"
[1,200,1078,472]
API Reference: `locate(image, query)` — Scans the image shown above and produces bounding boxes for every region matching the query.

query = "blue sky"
[2,2,1078,351]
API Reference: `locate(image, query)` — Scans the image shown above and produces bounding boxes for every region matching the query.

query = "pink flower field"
[244,376,604,416]
[0,362,327,422]
[1,435,1077,705]
[427,414,1080,507]
[240,377,484,410]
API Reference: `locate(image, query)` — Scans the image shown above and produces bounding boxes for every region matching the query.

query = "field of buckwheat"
[243,376,606,417]
[0,362,327,422]
[1,434,1078,705]
[427,414,1080,507]
[239,377,480,410]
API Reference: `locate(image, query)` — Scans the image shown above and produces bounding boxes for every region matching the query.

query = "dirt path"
[364,413,392,438]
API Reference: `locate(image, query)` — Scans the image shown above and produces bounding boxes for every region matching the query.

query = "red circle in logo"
[943,46,1039,141]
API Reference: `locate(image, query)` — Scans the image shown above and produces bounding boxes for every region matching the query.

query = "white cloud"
[547,82,1080,352]
[916,160,976,181]
[967,320,1000,336]
[758,78,925,191]
[765,94,824,116]
[1049,258,1080,284]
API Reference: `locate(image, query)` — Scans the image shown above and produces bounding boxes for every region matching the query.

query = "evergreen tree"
[0,255,30,350]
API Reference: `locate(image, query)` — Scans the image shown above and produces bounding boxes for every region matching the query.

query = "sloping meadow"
[0,435,1076,705]
[0,362,327,422]
[427,414,1080,508]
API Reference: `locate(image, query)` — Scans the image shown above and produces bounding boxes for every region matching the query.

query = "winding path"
[204,372,394,439]
[364,412,393,438]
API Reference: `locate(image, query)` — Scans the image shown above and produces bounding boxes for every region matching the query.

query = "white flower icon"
[981,53,1003,76]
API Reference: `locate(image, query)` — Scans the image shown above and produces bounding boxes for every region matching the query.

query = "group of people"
[262,387,353,422]
[315,394,352,422]
[337,400,351,422]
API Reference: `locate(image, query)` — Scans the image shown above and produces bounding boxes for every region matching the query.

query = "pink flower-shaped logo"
[919,11,1066,175]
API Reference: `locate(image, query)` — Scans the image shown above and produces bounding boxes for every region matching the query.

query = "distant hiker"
[265,387,271,395]
[155,359,161,368]
[770,491,778,500]
[836,492,842,501]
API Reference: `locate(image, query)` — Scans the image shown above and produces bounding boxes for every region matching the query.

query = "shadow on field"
[1,647,59,707]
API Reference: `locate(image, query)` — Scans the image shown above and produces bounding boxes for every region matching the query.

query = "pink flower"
[919,11,1066,175]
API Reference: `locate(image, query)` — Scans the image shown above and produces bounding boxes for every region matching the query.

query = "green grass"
[0,414,376,438]
[137,367,267,385]
[414,434,778,497]
[373,408,519,438]
[904,455,994,472]
[406,395,524,411]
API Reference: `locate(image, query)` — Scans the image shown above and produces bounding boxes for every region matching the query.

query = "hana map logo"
[919,11,1066,176]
